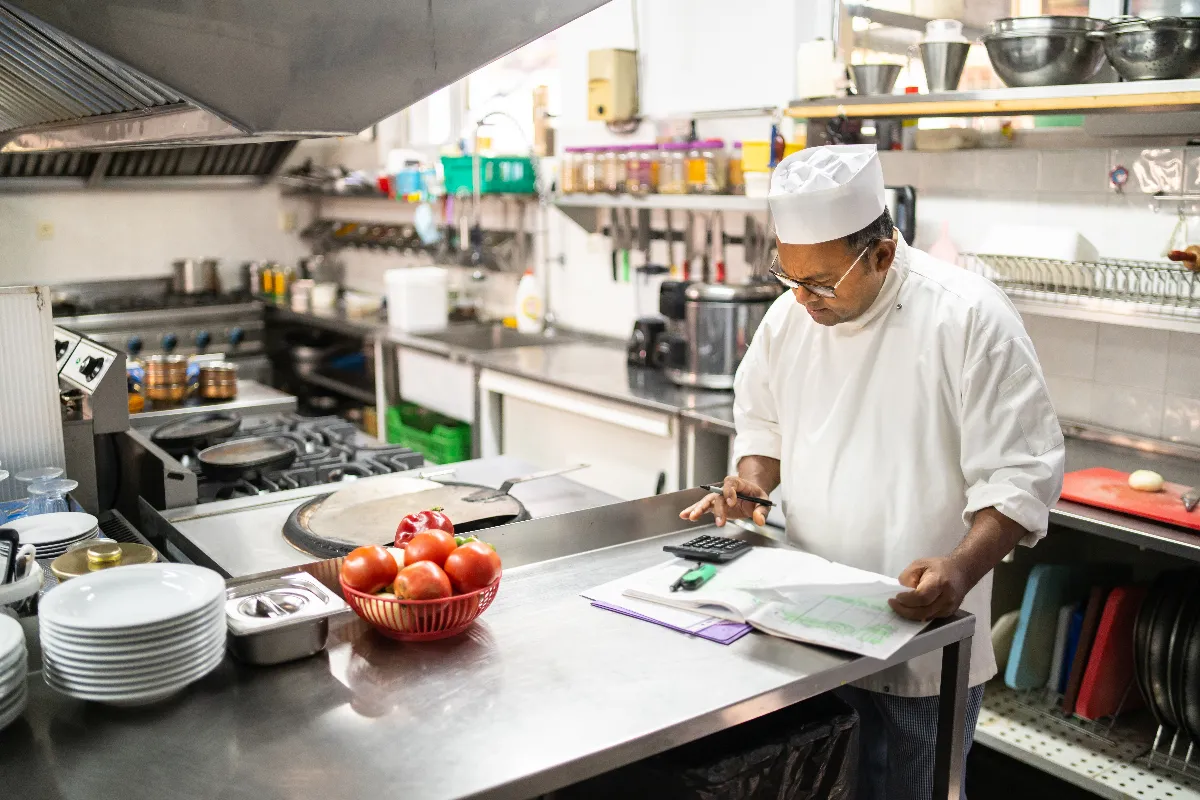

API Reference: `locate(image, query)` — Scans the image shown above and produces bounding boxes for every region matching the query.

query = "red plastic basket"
[339,574,501,642]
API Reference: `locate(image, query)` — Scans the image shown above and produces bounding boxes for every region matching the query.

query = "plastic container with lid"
[601,146,625,193]
[560,147,580,194]
[658,142,690,195]
[728,142,745,195]
[581,147,600,193]
[626,144,660,196]
[687,139,727,194]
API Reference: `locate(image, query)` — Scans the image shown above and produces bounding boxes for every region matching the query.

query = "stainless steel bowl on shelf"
[983,16,1108,87]
[1100,16,1200,80]
[851,64,902,96]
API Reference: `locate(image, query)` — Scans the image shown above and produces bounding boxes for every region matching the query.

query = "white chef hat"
[768,144,886,244]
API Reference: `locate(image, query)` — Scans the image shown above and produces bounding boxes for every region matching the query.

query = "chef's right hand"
[679,476,769,527]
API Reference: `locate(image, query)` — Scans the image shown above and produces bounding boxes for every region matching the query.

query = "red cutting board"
[1060,468,1200,532]
[1075,585,1146,721]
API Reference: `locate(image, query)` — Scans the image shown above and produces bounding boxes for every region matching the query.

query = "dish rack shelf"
[962,253,1200,335]
[977,684,1200,800]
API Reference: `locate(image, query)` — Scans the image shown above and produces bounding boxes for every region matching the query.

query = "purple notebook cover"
[591,601,753,645]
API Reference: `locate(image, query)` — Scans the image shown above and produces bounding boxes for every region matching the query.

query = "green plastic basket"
[441,155,537,195]
[386,403,472,465]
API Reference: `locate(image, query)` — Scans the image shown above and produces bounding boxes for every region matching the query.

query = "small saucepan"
[197,436,298,482]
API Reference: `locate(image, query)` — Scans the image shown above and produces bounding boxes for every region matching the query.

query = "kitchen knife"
[609,207,618,282]
[1184,488,1199,512]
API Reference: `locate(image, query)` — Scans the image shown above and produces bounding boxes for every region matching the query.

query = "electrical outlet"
[36,222,54,240]
[278,211,296,232]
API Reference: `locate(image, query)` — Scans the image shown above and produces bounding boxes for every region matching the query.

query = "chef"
[680,144,1065,799]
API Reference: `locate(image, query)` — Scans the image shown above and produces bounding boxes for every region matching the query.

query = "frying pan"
[151,414,240,453]
[1182,611,1200,745]
[283,478,531,559]
[1147,573,1190,730]
[1167,579,1200,736]
[1136,572,1177,712]
[197,436,297,482]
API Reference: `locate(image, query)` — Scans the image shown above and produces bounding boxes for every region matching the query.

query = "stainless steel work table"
[4,494,975,800]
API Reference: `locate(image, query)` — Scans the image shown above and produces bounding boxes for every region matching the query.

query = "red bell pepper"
[394,507,454,548]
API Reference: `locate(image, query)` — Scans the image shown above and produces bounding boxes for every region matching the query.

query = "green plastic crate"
[386,403,472,465]
[441,155,537,195]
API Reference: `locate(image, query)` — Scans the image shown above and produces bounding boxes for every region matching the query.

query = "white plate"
[40,611,223,655]
[33,533,100,557]
[45,645,225,690]
[40,598,223,640]
[0,616,25,663]
[40,564,224,631]
[43,631,225,682]
[45,646,224,701]
[0,684,27,730]
[6,513,99,545]
[0,660,25,695]
[0,643,25,676]
[38,621,223,663]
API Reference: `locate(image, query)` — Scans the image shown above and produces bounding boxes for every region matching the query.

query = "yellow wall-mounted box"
[587,48,638,122]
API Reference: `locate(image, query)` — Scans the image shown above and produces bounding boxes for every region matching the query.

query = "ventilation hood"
[1,0,607,153]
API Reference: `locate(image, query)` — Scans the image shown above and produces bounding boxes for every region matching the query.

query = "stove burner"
[192,412,423,503]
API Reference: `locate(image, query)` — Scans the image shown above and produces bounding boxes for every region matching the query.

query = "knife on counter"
[1183,488,1199,513]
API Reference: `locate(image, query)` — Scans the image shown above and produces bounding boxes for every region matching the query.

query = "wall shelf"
[554,194,768,212]
[786,79,1200,120]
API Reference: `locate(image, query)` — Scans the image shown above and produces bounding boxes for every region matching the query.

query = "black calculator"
[664,535,752,563]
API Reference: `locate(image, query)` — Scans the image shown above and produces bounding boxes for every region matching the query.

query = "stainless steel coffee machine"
[655,281,782,390]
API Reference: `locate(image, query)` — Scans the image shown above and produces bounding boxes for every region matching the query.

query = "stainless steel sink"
[417,325,576,351]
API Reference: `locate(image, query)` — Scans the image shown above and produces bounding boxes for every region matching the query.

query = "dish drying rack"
[961,253,1200,330]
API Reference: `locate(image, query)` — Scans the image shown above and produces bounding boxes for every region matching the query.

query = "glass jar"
[728,141,744,195]
[581,147,600,193]
[658,142,689,195]
[687,139,726,194]
[602,146,625,193]
[625,144,660,196]
[560,147,579,194]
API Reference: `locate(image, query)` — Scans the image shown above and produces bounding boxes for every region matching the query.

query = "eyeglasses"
[768,245,870,299]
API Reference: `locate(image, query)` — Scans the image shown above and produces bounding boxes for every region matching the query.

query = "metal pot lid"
[684,282,783,303]
[50,541,158,581]
[152,414,241,448]
[199,436,296,467]
[1103,15,1200,32]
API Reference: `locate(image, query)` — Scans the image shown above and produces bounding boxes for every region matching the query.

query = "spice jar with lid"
[560,147,579,194]
[626,144,660,196]
[687,139,727,194]
[602,146,625,193]
[728,141,745,195]
[658,142,690,195]
[581,147,600,193]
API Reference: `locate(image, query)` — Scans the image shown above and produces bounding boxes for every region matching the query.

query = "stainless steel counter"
[4,493,975,800]
[474,342,734,415]
[143,455,621,578]
[265,302,390,339]
[129,380,297,429]
[681,402,736,434]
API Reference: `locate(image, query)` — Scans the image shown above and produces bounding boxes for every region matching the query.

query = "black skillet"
[1135,573,1174,711]
[151,414,241,454]
[196,436,297,482]
[1182,611,1200,745]
[1167,577,1200,735]
[1147,573,1190,731]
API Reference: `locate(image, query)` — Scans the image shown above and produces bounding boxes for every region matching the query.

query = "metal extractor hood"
[0,0,608,152]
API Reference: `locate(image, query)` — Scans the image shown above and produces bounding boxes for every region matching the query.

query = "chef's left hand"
[888,557,971,622]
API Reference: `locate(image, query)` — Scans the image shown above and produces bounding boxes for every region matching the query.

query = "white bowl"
[0,683,28,729]
[44,642,225,688]
[40,563,224,631]
[6,513,98,546]
[40,599,223,640]
[37,622,222,664]
[0,616,24,663]
[43,630,225,679]
[0,656,26,691]
[44,647,224,703]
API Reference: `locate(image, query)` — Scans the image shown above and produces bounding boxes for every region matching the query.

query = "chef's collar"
[836,231,910,333]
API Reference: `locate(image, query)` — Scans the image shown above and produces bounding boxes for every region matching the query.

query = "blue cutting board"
[1005,564,1128,690]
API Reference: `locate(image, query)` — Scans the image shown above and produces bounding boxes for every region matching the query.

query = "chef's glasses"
[768,244,870,299]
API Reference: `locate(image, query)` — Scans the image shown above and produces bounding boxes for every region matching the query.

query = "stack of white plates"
[39,563,226,706]
[6,512,99,559]
[0,615,28,730]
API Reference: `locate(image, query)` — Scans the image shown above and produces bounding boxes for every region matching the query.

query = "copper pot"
[144,354,189,386]
[199,362,238,400]
[146,383,188,403]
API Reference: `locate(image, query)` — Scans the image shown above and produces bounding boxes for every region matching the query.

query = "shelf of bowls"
[788,15,1200,120]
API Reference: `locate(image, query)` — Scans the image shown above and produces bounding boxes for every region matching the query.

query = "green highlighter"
[670,563,717,592]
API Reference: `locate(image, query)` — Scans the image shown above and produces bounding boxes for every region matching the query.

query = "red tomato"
[403,530,458,568]
[340,544,398,594]
[393,561,452,600]
[443,541,502,594]
[394,508,455,547]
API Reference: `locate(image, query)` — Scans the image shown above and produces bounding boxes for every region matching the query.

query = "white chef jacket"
[732,236,1065,697]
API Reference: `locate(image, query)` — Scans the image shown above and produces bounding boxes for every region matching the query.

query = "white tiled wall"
[1024,316,1200,445]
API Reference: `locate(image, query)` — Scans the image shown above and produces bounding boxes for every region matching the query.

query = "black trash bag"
[559,693,858,800]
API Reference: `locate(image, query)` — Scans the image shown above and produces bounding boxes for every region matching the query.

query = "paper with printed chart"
[606,547,928,659]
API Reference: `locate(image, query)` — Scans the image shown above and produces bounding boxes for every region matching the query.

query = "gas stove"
[170,413,424,503]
